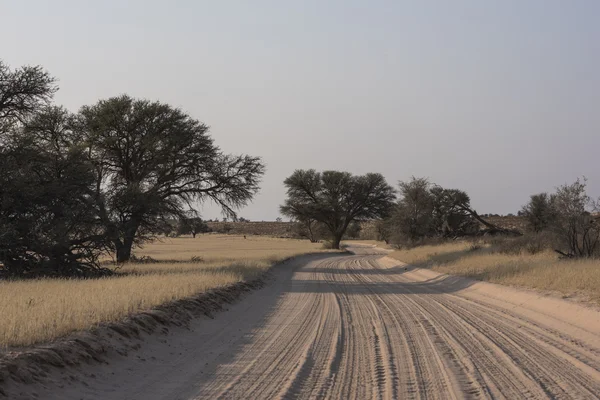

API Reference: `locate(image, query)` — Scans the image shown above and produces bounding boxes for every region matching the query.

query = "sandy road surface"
[10,245,600,399]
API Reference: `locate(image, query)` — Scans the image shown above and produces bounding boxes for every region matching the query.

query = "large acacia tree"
[280,170,395,249]
[0,60,108,277]
[0,107,109,276]
[76,95,265,262]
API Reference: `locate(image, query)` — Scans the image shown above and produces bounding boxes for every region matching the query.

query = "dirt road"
[12,245,600,399]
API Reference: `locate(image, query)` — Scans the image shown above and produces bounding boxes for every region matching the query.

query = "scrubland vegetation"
[0,235,326,348]
[2,58,599,352]
[373,175,600,303]
[387,236,600,303]
[0,59,264,278]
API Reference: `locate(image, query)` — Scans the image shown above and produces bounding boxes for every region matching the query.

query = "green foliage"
[0,107,109,277]
[0,60,108,277]
[392,177,435,241]
[177,217,211,238]
[0,59,266,275]
[521,193,556,233]
[0,60,57,133]
[549,179,600,258]
[345,221,362,239]
[519,179,600,258]
[430,187,480,236]
[293,217,328,242]
[280,170,395,249]
[76,95,265,262]
[386,177,479,246]
[375,219,393,243]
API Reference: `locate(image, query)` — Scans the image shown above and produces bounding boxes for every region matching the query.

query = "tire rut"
[39,248,599,400]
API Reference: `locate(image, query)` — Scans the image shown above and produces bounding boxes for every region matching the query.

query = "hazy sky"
[2,1,599,220]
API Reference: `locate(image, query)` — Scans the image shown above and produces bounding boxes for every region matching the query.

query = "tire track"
[26,246,600,400]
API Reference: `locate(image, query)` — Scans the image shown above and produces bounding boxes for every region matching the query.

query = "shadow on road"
[284,251,476,296]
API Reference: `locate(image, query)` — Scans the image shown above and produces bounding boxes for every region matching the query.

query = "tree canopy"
[75,95,265,262]
[385,177,485,246]
[0,109,108,276]
[280,170,395,249]
[521,193,556,233]
[177,216,211,238]
[0,60,57,130]
[0,60,265,275]
[0,61,108,277]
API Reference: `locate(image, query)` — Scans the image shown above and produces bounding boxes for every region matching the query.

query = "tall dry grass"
[388,240,600,303]
[0,235,326,348]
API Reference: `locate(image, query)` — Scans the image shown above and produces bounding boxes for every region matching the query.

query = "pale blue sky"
[2,1,599,220]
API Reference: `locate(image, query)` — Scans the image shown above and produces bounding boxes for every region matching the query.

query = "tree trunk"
[192,232,196,238]
[115,241,131,263]
[115,223,138,263]
[332,234,343,250]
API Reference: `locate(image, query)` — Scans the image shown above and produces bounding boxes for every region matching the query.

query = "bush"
[389,235,449,250]
[321,240,335,249]
[490,232,557,255]
[521,193,556,232]
[177,217,211,238]
[550,179,600,258]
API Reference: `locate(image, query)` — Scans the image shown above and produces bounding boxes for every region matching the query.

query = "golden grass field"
[386,241,600,303]
[0,235,327,348]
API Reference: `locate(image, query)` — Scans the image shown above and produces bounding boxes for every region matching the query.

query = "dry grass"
[388,241,600,303]
[0,235,326,348]
[343,239,394,249]
[388,242,473,266]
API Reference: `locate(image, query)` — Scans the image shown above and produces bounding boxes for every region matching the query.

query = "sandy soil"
[5,245,600,399]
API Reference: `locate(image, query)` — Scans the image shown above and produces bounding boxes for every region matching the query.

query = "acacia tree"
[293,216,327,243]
[177,216,211,238]
[76,95,265,262]
[521,193,556,233]
[0,60,57,132]
[280,170,395,249]
[0,62,108,277]
[430,186,480,236]
[392,177,435,241]
[387,177,509,246]
[550,179,600,258]
[0,106,109,277]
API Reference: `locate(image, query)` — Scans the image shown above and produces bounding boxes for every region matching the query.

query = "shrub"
[490,232,557,255]
[549,179,600,258]
[521,193,556,232]
[469,243,483,252]
[389,235,449,250]
[321,240,335,249]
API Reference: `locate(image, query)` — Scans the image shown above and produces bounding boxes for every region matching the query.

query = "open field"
[10,244,600,400]
[386,240,600,304]
[0,235,326,348]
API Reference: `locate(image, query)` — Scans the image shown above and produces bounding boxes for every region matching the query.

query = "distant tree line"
[281,171,600,258]
[2,60,598,279]
[0,60,265,277]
